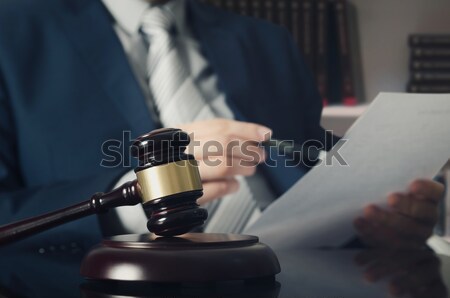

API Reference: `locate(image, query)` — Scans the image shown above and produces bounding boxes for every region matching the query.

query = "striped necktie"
[140,6,259,233]
[141,5,211,126]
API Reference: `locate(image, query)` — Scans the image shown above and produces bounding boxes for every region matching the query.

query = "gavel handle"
[0,180,142,245]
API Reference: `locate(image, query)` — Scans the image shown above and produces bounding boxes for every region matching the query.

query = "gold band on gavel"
[136,160,203,204]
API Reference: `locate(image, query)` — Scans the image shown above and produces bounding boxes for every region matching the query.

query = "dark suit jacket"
[0,0,330,248]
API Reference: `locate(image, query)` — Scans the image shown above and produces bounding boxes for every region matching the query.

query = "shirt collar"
[102,0,188,36]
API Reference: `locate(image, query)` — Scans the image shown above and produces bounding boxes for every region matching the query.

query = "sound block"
[80,233,280,283]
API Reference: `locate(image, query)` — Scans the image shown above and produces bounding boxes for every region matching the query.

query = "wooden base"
[81,279,281,297]
[80,233,280,282]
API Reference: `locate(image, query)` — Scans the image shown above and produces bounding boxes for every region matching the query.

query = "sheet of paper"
[246,92,450,249]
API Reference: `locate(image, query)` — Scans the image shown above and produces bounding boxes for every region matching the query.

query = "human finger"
[180,119,272,143]
[388,193,438,224]
[364,205,432,241]
[408,179,445,203]
[197,157,257,180]
[197,178,240,205]
[353,216,422,249]
[194,138,266,163]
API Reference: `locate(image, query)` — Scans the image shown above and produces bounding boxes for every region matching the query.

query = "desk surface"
[0,243,448,298]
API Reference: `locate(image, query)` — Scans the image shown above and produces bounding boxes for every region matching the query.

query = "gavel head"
[131,128,208,236]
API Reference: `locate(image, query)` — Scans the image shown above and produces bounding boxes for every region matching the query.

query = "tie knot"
[141,7,176,38]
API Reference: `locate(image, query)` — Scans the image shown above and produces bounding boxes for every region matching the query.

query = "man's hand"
[178,119,272,205]
[354,179,445,249]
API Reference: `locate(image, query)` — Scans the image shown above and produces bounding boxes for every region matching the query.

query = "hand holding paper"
[246,93,450,249]
[354,179,444,248]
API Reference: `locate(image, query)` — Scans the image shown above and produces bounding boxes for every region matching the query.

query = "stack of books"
[408,34,450,93]
[199,0,359,106]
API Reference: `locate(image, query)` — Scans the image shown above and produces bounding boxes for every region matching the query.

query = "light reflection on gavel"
[354,250,448,298]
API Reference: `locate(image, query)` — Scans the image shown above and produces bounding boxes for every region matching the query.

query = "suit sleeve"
[0,77,126,248]
[282,29,340,150]
[258,27,341,196]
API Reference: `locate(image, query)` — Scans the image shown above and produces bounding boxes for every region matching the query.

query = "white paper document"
[246,93,450,249]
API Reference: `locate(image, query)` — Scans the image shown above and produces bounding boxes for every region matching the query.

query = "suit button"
[38,248,45,254]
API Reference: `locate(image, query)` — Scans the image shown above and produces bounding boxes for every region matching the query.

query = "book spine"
[211,0,224,8]
[291,0,302,49]
[335,0,356,106]
[276,0,289,29]
[237,0,250,16]
[251,0,263,18]
[301,0,315,74]
[410,60,450,71]
[316,0,328,105]
[409,34,450,48]
[224,0,237,13]
[408,83,450,93]
[412,48,450,59]
[263,0,275,23]
[411,71,450,82]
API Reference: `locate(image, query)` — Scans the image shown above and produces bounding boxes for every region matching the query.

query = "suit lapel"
[55,0,156,135]
[187,0,251,122]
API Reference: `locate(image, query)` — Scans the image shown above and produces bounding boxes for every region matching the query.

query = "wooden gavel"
[0,128,208,245]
